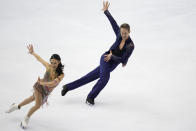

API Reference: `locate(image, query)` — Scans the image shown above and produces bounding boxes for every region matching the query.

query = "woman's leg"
[5,94,35,113]
[27,89,42,117]
[18,95,35,108]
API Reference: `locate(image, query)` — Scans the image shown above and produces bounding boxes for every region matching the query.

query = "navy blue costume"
[65,10,134,100]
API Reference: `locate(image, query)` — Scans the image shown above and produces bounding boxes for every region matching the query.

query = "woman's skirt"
[33,82,50,105]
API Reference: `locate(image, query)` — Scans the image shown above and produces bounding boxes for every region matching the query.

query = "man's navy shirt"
[104,10,134,66]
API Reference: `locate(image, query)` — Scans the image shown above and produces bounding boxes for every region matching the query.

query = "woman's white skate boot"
[5,103,19,113]
[20,116,30,129]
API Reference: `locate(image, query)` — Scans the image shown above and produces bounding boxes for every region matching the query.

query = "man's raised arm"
[102,1,120,36]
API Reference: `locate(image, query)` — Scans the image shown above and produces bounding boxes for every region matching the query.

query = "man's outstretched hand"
[102,1,110,12]
[122,64,126,67]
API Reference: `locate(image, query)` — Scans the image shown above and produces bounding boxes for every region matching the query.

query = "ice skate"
[5,103,19,113]
[20,116,30,129]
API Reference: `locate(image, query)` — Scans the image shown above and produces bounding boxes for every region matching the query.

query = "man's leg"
[65,66,100,91]
[87,55,112,101]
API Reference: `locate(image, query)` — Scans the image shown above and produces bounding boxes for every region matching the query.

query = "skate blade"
[85,101,93,106]
[20,122,26,129]
[5,110,9,113]
[5,103,16,113]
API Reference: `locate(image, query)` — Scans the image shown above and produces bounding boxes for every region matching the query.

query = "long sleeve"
[104,10,120,36]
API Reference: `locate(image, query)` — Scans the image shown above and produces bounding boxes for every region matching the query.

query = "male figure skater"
[62,1,134,105]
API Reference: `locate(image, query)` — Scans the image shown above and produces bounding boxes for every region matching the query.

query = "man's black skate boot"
[61,85,69,96]
[86,98,95,106]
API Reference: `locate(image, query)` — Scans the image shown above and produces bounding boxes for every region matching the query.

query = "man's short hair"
[120,23,130,32]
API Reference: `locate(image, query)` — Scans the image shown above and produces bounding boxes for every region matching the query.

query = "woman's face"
[50,59,60,69]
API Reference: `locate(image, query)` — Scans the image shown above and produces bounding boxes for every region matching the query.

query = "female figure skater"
[5,44,64,129]
[61,1,134,105]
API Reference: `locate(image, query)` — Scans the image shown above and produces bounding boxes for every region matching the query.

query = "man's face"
[120,28,130,40]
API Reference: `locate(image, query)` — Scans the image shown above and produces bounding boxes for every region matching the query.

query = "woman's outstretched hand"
[102,1,110,12]
[27,44,34,55]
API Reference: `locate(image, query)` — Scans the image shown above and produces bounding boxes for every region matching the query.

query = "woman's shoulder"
[46,65,52,71]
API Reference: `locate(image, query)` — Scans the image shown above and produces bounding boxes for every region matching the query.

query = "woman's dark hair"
[120,23,130,32]
[50,54,64,76]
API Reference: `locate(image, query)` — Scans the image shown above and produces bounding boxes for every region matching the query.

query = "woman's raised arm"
[27,44,50,69]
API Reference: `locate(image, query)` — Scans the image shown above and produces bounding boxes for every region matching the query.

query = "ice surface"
[0,0,196,130]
